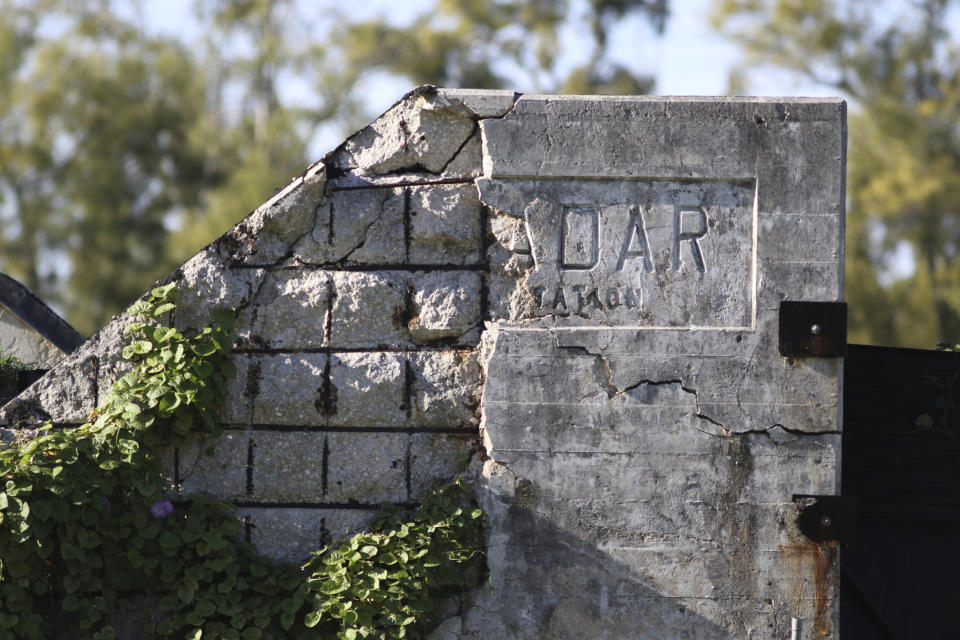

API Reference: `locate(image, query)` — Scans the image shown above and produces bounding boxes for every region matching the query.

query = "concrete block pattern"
[409,432,478,498]
[236,270,330,349]
[249,353,327,426]
[178,431,250,500]
[329,271,483,349]
[240,506,375,564]
[328,352,407,427]
[324,431,408,503]
[409,351,482,427]
[249,430,326,502]
[250,431,406,504]
[409,184,482,264]
[329,272,409,348]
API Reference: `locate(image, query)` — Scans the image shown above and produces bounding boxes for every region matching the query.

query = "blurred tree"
[165,0,314,264]
[322,0,669,98]
[172,0,673,262]
[0,0,671,334]
[0,0,216,334]
[712,0,960,347]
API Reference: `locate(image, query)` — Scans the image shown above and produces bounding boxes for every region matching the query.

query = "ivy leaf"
[279,610,294,631]
[123,321,145,334]
[152,302,176,317]
[304,611,322,628]
[117,439,139,455]
[131,341,154,355]
[31,500,51,521]
[178,580,197,604]
[61,542,82,560]
[320,578,349,595]
[151,283,177,300]
[127,301,152,315]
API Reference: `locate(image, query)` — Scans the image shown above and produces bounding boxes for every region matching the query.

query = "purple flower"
[150,500,174,519]
[101,496,111,508]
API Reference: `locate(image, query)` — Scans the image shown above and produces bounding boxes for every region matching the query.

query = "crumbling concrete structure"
[1,88,846,639]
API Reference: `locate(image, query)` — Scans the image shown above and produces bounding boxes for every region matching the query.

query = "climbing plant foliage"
[0,352,24,407]
[0,285,484,639]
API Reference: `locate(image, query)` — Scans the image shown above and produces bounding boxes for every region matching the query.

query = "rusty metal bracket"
[793,494,857,546]
[779,301,847,357]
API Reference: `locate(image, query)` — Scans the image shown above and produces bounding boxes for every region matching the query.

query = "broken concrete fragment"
[175,246,264,333]
[331,90,475,176]
[435,88,518,118]
[0,349,97,425]
[220,162,326,265]
[294,188,405,266]
[438,131,482,180]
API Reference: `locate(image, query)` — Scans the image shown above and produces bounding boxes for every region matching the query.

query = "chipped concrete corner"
[0,88,846,639]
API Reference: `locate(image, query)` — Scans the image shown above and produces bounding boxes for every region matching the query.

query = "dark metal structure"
[0,273,85,397]
[841,343,960,639]
[0,273,84,356]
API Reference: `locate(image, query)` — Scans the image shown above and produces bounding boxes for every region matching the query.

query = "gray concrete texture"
[0,88,845,639]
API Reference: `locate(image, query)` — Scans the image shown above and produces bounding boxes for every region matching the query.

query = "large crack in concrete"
[549,334,838,442]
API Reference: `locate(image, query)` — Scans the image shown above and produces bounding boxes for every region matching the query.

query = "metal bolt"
[810,324,821,336]
[820,515,832,527]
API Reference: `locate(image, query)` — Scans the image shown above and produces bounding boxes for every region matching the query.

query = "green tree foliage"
[166,0,316,267]
[712,0,960,347]
[0,1,217,334]
[0,0,670,336]
[321,0,669,98]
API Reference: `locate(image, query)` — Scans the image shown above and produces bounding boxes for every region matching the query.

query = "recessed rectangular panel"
[484,178,756,329]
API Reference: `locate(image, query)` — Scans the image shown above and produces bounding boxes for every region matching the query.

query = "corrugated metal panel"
[844,344,960,522]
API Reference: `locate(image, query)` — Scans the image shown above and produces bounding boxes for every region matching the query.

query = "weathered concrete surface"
[0,89,844,640]
[0,89,492,597]
[467,95,845,640]
[479,177,756,328]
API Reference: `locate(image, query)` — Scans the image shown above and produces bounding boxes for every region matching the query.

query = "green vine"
[0,285,484,639]
[0,351,24,407]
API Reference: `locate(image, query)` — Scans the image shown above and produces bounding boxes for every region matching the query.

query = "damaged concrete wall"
[0,87,506,563]
[0,89,846,639]
[467,96,846,640]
